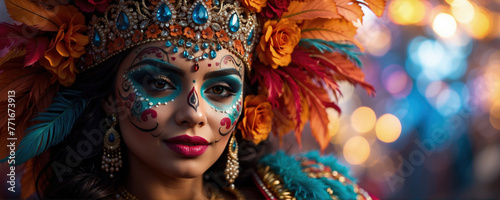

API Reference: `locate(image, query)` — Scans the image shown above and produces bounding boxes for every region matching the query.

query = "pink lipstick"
[164,135,209,157]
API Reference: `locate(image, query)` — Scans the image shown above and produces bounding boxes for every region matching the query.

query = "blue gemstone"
[183,50,189,58]
[165,40,172,47]
[232,140,236,151]
[193,44,199,52]
[186,41,193,47]
[116,12,130,31]
[178,39,184,45]
[202,43,209,49]
[92,29,101,47]
[202,53,208,59]
[210,50,217,58]
[228,13,240,32]
[157,3,172,22]
[214,0,220,6]
[192,3,208,25]
[173,46,178,53]
[188,55,194,60]
[109,133,115,143]
[216,44,222,50]
[247,29,254,45]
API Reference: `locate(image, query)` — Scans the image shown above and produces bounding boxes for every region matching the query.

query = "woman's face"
[110,42,244,178]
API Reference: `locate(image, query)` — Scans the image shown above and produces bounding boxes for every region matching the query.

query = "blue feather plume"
[299,38,363,67]
[1,90,86,165]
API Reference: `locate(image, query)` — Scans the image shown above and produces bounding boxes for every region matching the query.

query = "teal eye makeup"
[201,75,243,123]
[124,59,183,118]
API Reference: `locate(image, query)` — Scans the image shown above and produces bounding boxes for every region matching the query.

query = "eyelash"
[205,83,236,100]
[141,74,176,93]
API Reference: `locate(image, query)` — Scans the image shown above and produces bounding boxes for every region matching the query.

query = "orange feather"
[282,0,341,20]
[300,18,364,51]
[5,0,62,32]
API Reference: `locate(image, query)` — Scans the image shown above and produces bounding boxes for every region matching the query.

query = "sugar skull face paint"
[110,41,244,179]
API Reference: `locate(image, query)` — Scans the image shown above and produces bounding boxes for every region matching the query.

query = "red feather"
[251,63,284,109]
[313,52,375,96]
[0,23,49,67]
[24,37,49,66]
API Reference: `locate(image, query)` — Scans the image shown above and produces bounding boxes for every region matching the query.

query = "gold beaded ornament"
[102,114,123,178]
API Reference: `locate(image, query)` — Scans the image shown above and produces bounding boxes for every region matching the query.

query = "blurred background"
[272,0,500,199]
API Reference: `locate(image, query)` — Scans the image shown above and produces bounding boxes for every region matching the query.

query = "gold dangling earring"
[225,133,239,190]
[102,114,123,178]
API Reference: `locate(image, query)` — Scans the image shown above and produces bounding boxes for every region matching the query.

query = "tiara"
[79,0,258,72]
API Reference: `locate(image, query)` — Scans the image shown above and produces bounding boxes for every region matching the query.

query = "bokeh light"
[432,13,457,38]
[463,6,491,39]
[490,101,500,130]
[450,0,475,23]
[327,108,341,137]
[389,0,427,25]
[351,107,377,133]
[375,114,402,143]
[343,136,371,165]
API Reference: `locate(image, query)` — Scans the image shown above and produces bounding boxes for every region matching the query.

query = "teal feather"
[259,151,360,200]
[260,151,331,200]
[1,90,86,165]
[303,151,358,199]
[299,38,363,67]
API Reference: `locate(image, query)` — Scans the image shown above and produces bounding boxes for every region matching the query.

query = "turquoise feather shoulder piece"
[1,90,87,165]
[257,151,372,200]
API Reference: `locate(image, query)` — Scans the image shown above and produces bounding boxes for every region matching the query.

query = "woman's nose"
[174,87,207,127]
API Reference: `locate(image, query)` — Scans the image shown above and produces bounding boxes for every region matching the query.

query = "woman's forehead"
[121,42,244,76]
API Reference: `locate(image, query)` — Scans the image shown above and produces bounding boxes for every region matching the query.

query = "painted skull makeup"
[112,42,244,178]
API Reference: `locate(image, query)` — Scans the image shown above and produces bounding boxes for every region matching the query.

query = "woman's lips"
[164,135,209,157]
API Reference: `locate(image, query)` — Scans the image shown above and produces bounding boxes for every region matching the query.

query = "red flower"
[75,0,111,13]
[260,0,290,18]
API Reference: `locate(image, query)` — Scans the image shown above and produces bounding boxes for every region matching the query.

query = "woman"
[0,0,385,199]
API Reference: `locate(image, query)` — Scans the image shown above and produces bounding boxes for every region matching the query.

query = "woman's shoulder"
[250,151,376,200]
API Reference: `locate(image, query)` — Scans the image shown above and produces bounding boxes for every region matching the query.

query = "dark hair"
[35,49,268,199]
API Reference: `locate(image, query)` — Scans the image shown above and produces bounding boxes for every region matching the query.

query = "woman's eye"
[206,84,235,98]
[212,86,224,94]
[142,75,175,91]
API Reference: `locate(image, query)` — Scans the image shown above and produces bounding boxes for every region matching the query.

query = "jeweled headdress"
[0,0,385,197]
[81,0,258,71]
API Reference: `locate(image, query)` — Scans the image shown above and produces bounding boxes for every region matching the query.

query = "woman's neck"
[125,153,208,200]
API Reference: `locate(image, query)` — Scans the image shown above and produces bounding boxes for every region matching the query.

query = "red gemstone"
[194,63,199,71]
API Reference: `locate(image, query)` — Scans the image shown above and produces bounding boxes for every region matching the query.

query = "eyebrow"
[203,68,241,80]
[128,59,185,77]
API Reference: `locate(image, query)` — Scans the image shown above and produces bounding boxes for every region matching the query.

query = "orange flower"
[240,0,267,12]
[202,27,214,39]
[146,24,161,39]
[113,37,125,51]
[183,27,195,39]
[150,0,160,6]
[168,0,176,3]
[234,40,244,55]
[256,19,300,69]
[204,0,212,8]
[169,24,182,37]
[238,94,274,145]
[132,29,143,42]
[41,5,88,87]
[216,30,229,42]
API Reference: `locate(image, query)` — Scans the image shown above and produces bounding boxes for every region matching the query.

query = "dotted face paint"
[201,55,244,136]
[118,47,183,136]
